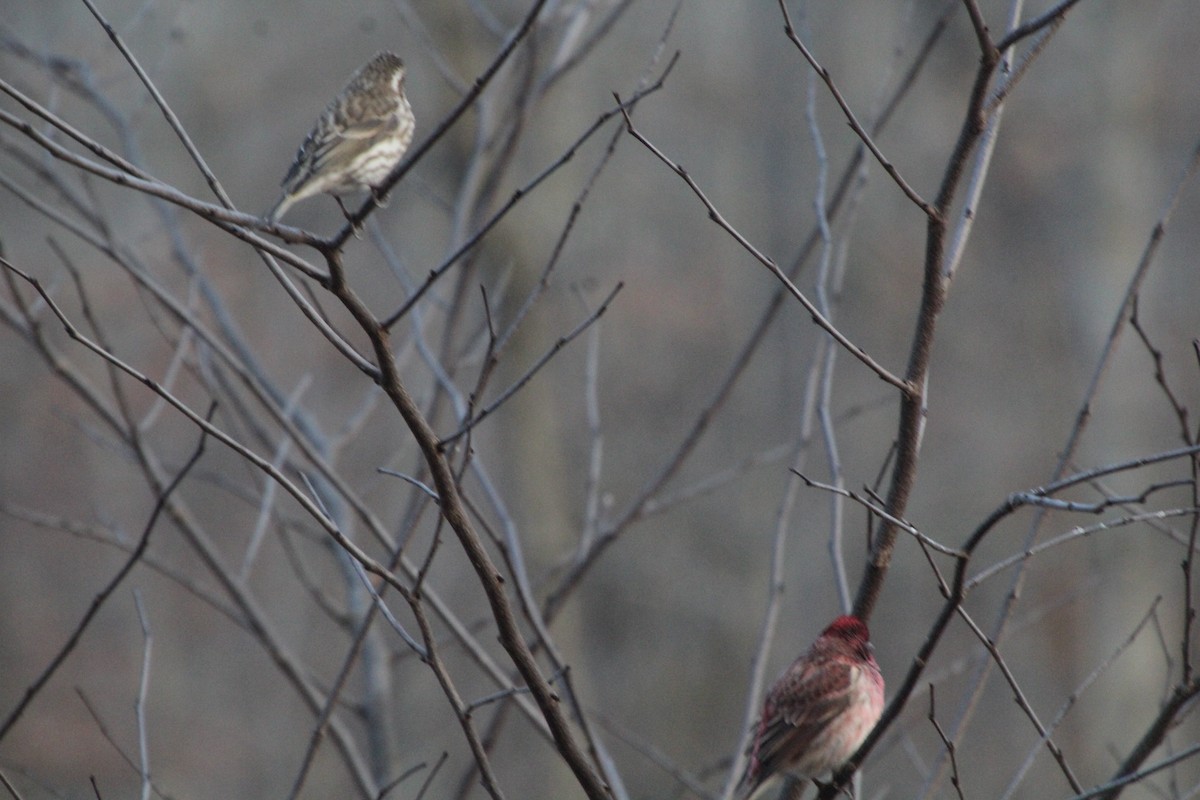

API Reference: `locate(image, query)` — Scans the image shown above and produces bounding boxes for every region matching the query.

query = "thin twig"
[617,102,907,393]
[0,403,212,742]
[0,770,25,800]
[995,0,1089,50]
[927,130,1200,797]
[439,282,623,445]
[380,63,675,330]
[794,471,962,558]
[132,591,153,800]
[998,600,1161,799]
[1072,741,1200,800]
[546,1,953,624]
[955,608,1083,792]
[969,509,1200,589]
[927,686,966,800]
[777,0,934,217]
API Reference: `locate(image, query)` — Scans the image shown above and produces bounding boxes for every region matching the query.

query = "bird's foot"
[336,197,364,239]
[810,778,853,799]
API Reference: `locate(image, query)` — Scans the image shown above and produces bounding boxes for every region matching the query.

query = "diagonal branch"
[777,0,935,217]
[0,403,211,743]
[996,0,1090,51]
[440,282,623,446]
[617,104,908,393]
[321,250,614,799]
[380,63,675,330]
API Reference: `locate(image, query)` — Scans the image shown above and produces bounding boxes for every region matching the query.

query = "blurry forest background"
[3,1,1200,799]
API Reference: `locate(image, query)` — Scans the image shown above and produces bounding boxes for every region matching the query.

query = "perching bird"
[265,51,414,224]
[742,615,884,798]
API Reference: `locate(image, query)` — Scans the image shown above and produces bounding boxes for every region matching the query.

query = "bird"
[265,51,414,225]
[741,614,884,799]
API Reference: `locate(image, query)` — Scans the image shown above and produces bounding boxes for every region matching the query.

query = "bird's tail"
[735,762,765,800]
[263,193,293,225]
[739,775,805,800]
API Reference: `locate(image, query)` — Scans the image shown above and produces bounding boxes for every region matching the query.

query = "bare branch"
[777,0,935,217]
[617,103,908,393]
[996,0,1090,51]
[0,403,211,742]
[440,281,623,445]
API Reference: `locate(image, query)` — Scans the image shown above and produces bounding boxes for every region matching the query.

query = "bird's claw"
[335,197,365,238]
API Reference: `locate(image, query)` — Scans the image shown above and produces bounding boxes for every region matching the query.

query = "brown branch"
[927,686,966,800]
[0,105,330,267]
[924,130,1200,795]
[0,262,381,794]
[320,251,613,798]
[1002,600,1161,797]
[410,596,508,800]
[995,0,1090,51]
[851,7,1008,621]
[958,0,995,55]
[777,0,935,217]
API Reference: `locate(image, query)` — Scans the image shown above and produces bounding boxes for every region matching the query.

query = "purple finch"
[742,614,884,797]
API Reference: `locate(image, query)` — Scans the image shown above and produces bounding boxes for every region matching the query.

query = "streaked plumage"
[266,51,414,224]
[742,615,884,798]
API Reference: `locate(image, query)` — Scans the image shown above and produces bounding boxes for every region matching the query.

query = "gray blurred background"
[3,1,1200,798]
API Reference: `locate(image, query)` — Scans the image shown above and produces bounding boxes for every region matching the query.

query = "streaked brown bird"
[265,51,414,224]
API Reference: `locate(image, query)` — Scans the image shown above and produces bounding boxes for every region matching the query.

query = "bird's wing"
[280,113,396,193]
[279,124,323,191]
[751,659,854,780]
[337,114,396,140]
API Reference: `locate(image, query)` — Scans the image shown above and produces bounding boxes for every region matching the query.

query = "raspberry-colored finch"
[266,51,414,224]
[742,614,884,798]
